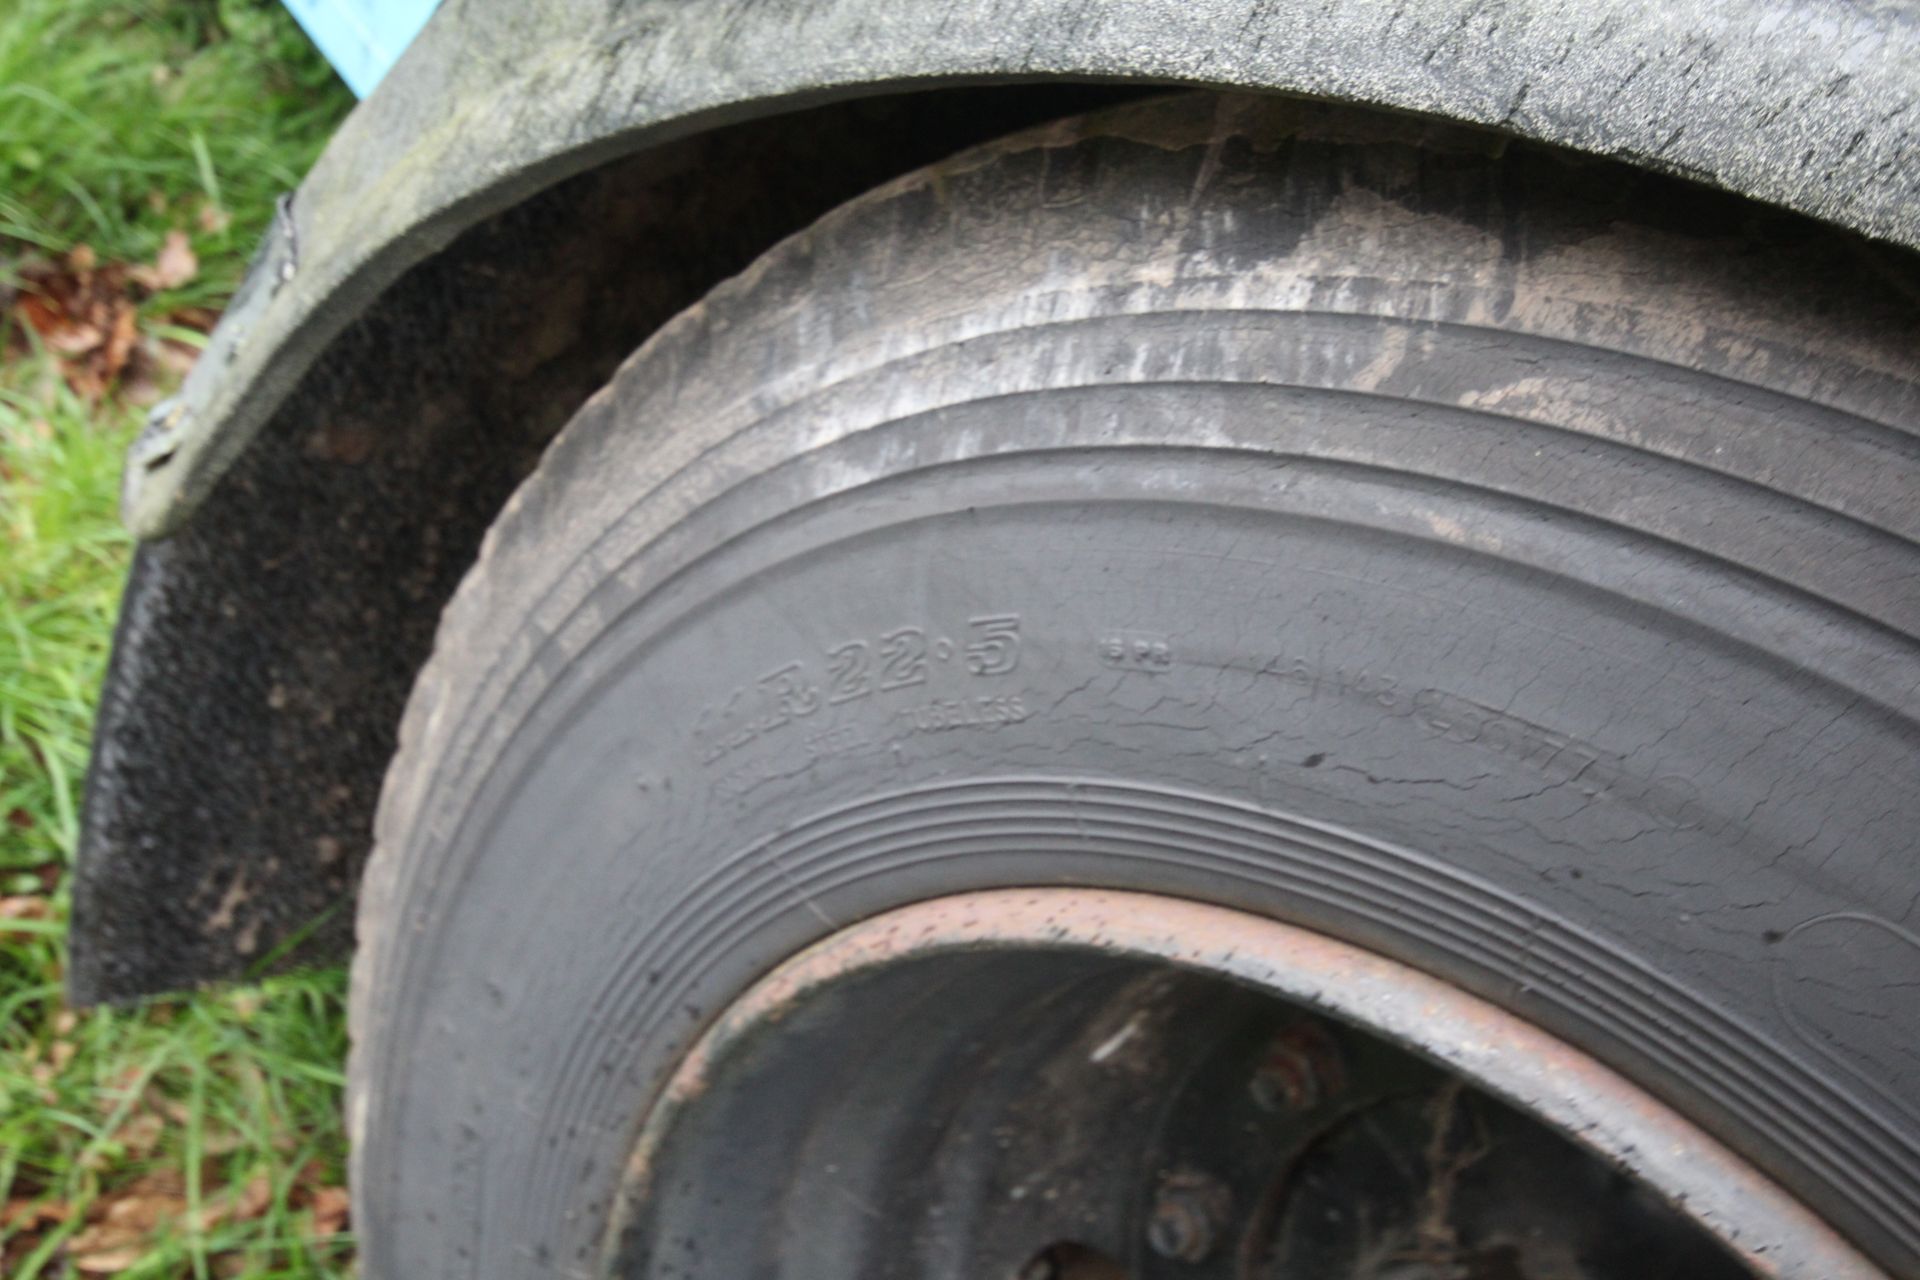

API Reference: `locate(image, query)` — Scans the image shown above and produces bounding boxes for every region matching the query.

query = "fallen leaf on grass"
[2,1200,69,1276]
[308,1185,350,1236]
[127,231,198,293]
[110,1112,166,1157]
[95,1188,185,1235]
[0,894,52,935]
[8,249,137,400]
[163,305,220,335]
[2,1198,70,1230]
[65,1175,191,1273]
[194,1172,273,1231]
[58,1166,267,1274]
[138,1086,249,1156]
[70,1245,146,1274]
[101,1064,147,1100]
[6,235,206,400]
[231,1172,273,1224]
[283,1160,351,1235]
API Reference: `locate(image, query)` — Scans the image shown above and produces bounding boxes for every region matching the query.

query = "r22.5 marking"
[696,614,1023,765]
[825,627,934,703]
[825,615,1022,702]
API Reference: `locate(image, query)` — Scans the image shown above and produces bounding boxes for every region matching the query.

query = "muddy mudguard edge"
[126,0,1920,541]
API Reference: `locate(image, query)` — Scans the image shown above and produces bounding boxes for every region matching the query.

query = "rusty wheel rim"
[612,889,1882,1279]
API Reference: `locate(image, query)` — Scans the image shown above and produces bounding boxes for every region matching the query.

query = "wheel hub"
[610,891,1881,1279]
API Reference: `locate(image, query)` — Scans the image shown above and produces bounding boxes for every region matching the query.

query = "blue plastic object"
[279,0,441,97]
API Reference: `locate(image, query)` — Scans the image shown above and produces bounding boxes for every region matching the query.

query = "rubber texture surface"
[349,95,1920,1278]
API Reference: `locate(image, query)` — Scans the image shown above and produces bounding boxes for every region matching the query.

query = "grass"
[1,3,356,1274]
[0,0,347,298]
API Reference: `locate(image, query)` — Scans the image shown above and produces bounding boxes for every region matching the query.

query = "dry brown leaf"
[165,305,220,334]
[40,320,103,354]
[3,236,211,401]
[308,1185,350,1236]
[98,1065,147,1113]
[120,1169,187,1200]
[196,1173,273,1231]
[197,203,231,235]
[111,1112,165,1156]
[202,1127,246,1157]
[147,1087,193,1126]
[232,1173,272,1223]
[154,337,200,378]
[69,1245,146,1274]
[64,1183,187,1275]
[9,254,138,399]
[292,1158,326,1186]
[2,1198,69,1229]
[0,895,52,932]
[128,231,198,292]
[98,1189,187,1235]
[156,229,198,287]
[102,303,139,383]
[118,346,164,406]
[66,1222,136,1253]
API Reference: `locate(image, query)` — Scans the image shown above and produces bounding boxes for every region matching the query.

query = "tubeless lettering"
[897,694,1030,733]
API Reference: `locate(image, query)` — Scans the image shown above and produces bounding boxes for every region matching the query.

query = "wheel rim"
[609,889,1881,1279]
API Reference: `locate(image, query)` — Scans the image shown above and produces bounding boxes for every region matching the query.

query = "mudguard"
[122,0,1920,540]
[74,0,1920,999]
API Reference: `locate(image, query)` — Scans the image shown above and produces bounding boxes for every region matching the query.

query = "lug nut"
[1146,1171,1230,1263]
[1017,1255,1058,1280]
[1249,1023,1343,1113]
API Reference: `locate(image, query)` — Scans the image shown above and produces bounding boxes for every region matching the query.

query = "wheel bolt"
[1249,1024,1343,1113]
[1146,1171,1230,1263]
[1017,1256,1057,1280]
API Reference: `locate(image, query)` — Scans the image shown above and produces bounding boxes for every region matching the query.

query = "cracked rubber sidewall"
[349,96,1920,1278]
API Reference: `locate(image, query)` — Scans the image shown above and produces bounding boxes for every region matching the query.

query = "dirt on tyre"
[348,94,1920,1278]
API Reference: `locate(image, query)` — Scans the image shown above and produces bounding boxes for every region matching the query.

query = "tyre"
[348,94,1920,1278]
